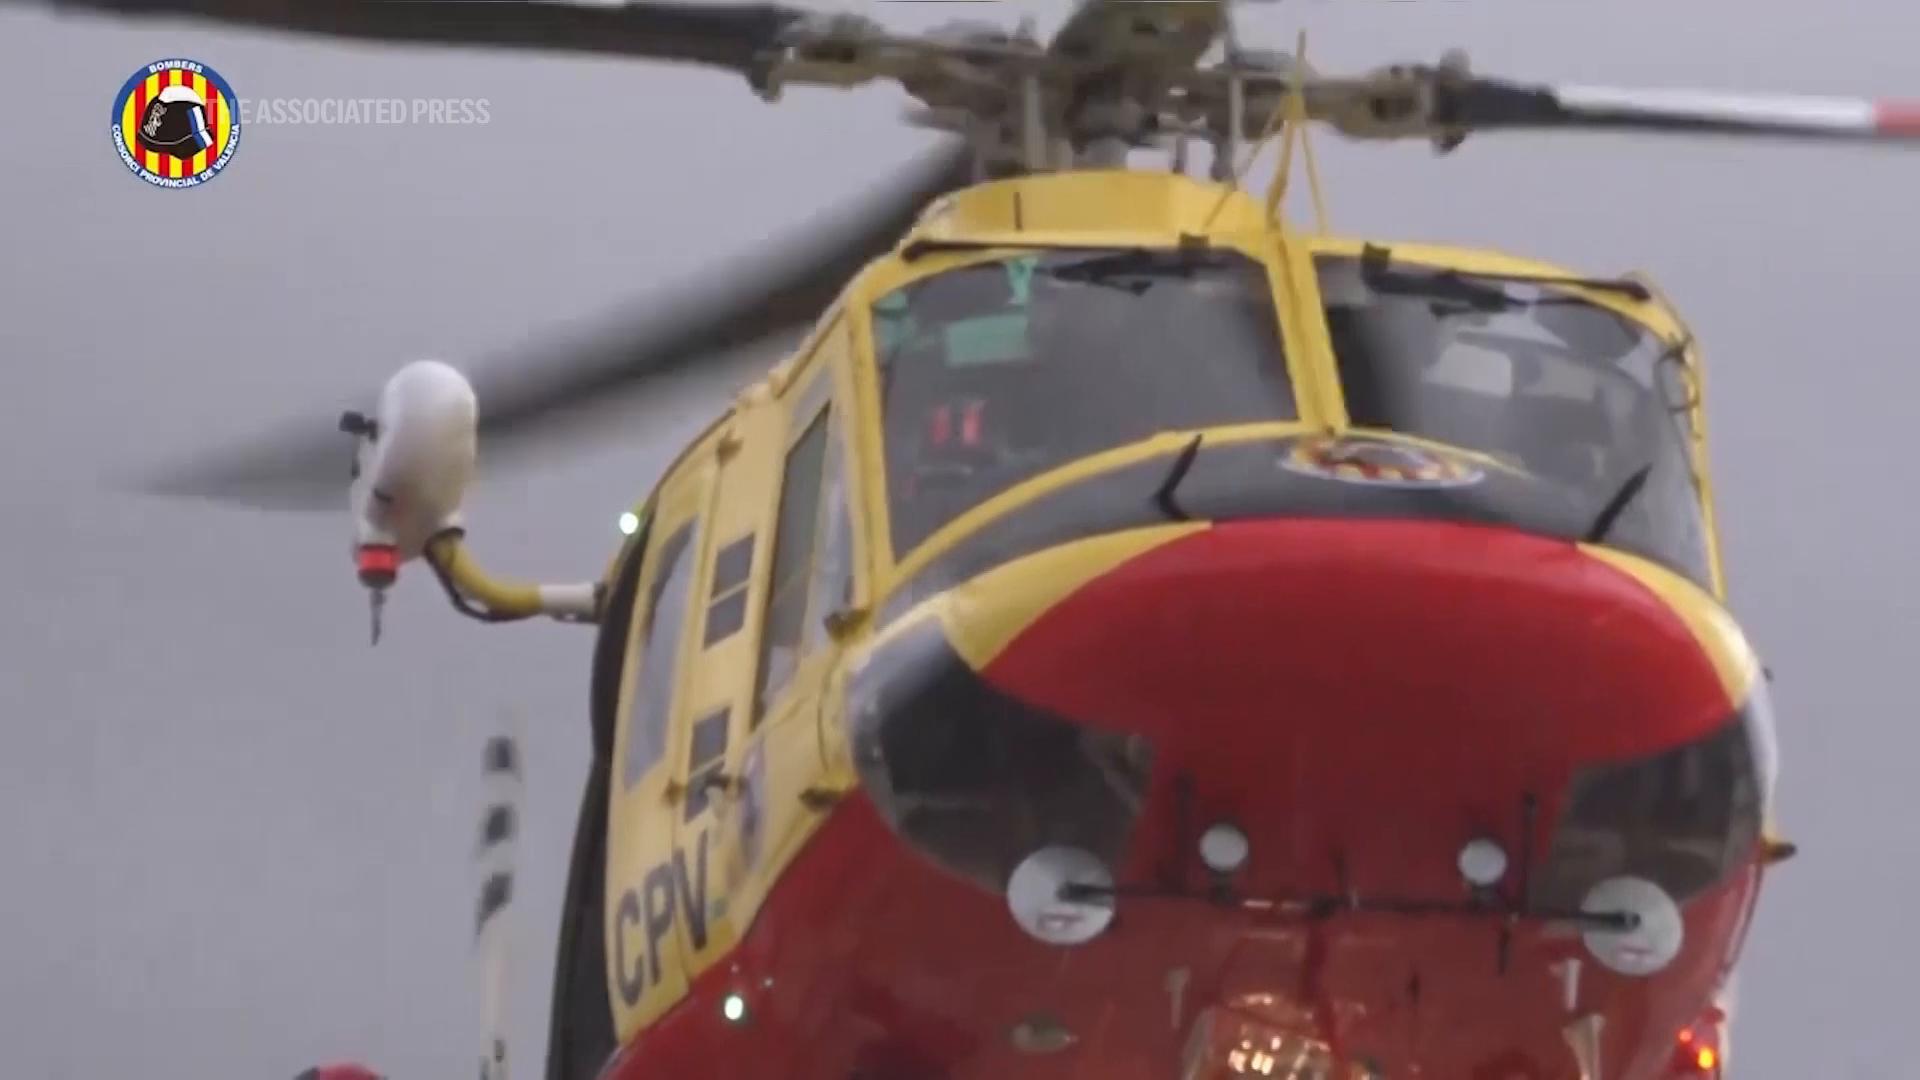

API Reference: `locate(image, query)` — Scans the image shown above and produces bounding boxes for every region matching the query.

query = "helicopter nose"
[953,518,1751,896]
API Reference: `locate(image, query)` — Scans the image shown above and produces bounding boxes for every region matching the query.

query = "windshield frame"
[1301,238,1723,596]
[837,233,1725,616]
[848,236,1323,583]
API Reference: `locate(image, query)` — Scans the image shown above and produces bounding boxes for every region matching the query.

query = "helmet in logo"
[137,84,216,161]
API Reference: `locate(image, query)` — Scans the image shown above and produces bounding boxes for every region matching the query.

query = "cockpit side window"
[1315,254,1712,585]
[590,524,649,760]
[622,520,698,789]
[1532,710,1764,909]
[872,247,1297,558]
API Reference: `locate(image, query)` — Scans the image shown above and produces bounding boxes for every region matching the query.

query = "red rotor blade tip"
[1875,99,1920,136]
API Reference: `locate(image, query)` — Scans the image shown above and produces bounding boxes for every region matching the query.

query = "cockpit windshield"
[872,247,1296,557]
[1316,253,1712,585]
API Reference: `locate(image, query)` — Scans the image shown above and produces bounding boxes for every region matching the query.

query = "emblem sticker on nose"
[1279,434,1484,488]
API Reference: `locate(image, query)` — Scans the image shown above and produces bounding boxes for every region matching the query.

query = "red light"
[355,543,399,587]
[1672,1029,1720,1074]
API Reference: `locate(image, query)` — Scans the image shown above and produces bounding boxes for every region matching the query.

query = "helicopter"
[30,0,1920,1077]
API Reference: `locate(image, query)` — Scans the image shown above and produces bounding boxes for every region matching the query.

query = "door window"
[752,405,831,725]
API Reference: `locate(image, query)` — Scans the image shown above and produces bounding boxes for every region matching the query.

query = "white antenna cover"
[350,360,478,559]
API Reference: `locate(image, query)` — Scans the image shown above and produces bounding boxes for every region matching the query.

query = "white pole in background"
[477,714,523,1080]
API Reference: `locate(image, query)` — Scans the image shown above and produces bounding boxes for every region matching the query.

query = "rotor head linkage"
[743,0,1920,174]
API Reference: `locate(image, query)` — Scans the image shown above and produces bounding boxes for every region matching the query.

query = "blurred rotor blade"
[134,139,974,510]
[13,0,808,72]
[1453,79,1920,142]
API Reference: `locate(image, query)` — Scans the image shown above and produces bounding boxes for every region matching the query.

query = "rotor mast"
[748,0,1255,180]
[744,0,1466,182]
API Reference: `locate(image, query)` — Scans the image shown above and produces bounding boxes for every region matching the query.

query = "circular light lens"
[1582,875,1685,977]
[1198,822,1250,874]
[1006,845,1116,946]
[1457,837,1509,887]
[721,992,747,1023]
[618,511,640,535]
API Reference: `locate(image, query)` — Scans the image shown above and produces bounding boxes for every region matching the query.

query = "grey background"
[1,2,1914,1077]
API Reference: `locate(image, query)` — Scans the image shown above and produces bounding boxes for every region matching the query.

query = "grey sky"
[2,2,1916,1078]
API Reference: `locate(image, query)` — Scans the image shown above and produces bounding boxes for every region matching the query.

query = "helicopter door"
[662,317,859,991]
[603,459,713,1039]
[660,358,797,985]
[729,319,859,931]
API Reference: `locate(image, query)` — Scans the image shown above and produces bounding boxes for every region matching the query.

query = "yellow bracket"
[1198,45,1293,233]
[1266,29,1329,234]
[424,530,600,622]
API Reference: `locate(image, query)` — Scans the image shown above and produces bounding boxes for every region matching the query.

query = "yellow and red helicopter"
[39,0,1920,1077]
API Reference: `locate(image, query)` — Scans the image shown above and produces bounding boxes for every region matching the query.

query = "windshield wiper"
[900,237,1084,262]
[1584,463,1654,544]
[1360,243,1651,302]
[1153,433,1205,521]
[1042,248,1228,295]
[1050,247,1221,278]
[899,234,1213,264]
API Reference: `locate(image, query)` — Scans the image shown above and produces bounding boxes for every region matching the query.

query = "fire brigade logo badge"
[1280,434,1484,489]
[112,59,241,188]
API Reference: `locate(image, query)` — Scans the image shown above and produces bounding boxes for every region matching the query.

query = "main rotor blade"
[13,0,808,72]
[134,139,975,510]
[1296,64,1920,148]
[1453,79,1920,143]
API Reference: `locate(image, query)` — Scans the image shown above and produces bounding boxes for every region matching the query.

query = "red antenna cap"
[295,1066,385,1080]
[356,543,399,588]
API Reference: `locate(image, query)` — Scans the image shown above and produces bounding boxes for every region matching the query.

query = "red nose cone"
[977,518,1733,896]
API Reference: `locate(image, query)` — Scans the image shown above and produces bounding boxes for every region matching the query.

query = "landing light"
[1007,845,1116,946]
[1581,875,1683,976]
[1199,822,1250,875]
[721,992,748,1024]
[618,511,640,536]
